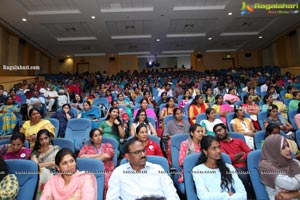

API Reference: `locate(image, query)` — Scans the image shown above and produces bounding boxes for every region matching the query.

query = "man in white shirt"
[45,85,58,111]
[106,138,180,200]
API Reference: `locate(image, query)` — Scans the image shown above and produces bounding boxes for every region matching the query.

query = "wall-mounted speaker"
[19,39,26,45]
[109,57,115,61]
[245,53,252,58]
[197,54,203,58]
[58,59,65,63]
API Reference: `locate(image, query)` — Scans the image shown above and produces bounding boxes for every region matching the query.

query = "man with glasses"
[213,123,254,199]
[106,138,179,200]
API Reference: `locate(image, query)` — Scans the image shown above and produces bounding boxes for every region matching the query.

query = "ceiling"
[0,0,300,58]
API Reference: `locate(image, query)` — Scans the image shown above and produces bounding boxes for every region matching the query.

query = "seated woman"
[212,95,233,124]
[133,98,158,123]
[178,124,203,183]
[86,89,96,105]
[160,97,176,120]
[262,93,288,119]
[135,124,163,156]
[285,85,296,99]
[0,133,32,160]
[70,94,83,115]
[130,109,157,136]
[9,88,22,104]
[289,91,300,111]
[40,148,97,200]
[0,96,20,135]
[264,104,294,137]
[200,108,223,136]
[203,87,215,104]
[51,103,75,137]
[111,100,130,131]
[192,135,247,200]
[188,95,208,124]
[31,129,61,199]
[261,124,299,158]
[259,134,300,200]
[230,106,255,149]
[0,157,19,199]
[242,94,260,131]
[178,89,192,109]
[20,108,56,148]
[223,87,240,105]
[98,107,125,145]
[248,86,261,104]
[78,101,100,129]
[78,128,114,195]
[105,89,113,104]
[116,93,132,118]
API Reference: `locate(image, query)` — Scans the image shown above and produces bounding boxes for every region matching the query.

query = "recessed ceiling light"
[156,38,160,42]
[228,12,232,15]
[91,16,96,19]
[208,37,212,40]
[259,36,263,39]
[22,18,27,22]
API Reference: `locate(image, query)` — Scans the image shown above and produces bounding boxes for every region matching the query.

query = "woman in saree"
[0,133,32,160]
[20,108,56,148]
[78,101,101,128]
[0,96,20,135]
[31,129,60,199]
[212,94,233,124]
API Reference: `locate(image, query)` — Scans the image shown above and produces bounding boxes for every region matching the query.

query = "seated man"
[45,85,58,112]
[106,138,179,200]
[27,89,46,117]
[213,123,253,199]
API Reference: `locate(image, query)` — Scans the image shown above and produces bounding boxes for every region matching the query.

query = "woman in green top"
[98,107,125,145]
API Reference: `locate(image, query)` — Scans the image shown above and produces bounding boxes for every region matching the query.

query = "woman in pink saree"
[40,148,97,200]
[212,94,233,124]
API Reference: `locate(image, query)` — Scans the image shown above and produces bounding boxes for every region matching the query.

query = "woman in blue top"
[51,104,75,137]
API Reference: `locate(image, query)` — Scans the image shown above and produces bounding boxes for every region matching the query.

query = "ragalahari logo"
[241,2,254,15]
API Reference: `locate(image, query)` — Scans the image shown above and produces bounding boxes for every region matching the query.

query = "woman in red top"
[188,95,208,124]
[135,124,163,156]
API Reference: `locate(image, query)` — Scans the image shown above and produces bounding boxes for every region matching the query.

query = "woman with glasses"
[130,109,157,136]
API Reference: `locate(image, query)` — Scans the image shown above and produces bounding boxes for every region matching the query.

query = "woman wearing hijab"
[259,134,300,200]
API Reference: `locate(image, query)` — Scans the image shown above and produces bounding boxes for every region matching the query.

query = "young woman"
[0,133,32,160]
[98,107,125,145]
[178,124,203,183]
[130,109,157,136]
[203,88,215,104]
[178,90,192,109]
[78,101,100,128]
[51,104,75,137]
[135,124,163,156]
[160,97,176,119]
[188,95,208,124]
[31,129,61,199]
[192,135,247,200]
[259,134,300,200]
[116,93,132,118]
[0,96,20,135]
[211,95,233,124]
[200,108,223,136]
[242,94,260,131]
[133,98,158,123]
[223,88,240,105]
[40,148,97,200]
[78,128,114,195]
[71,94,83,115]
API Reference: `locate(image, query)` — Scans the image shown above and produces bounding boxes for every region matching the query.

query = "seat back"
[296,130,300,149]
[164,115,188,128]
[183,153,231,200]
[65,118,92,151]
[120,155,169,175]
[148,135,161,146]
[6,159,39,200]
[57,107,78,117]
[92,97,109,109]
[47,118,60,137]
[77,158,105,200]
[229,132,246,143]
[254,130,287,150]
[247,150,269,200]
[52,138,75,152]
[257,111,268,130]
[196,113,220,124]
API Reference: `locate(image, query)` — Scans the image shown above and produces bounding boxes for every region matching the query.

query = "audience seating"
[92,97,109,110]
[257,111,268,130]
[5,159,39,200]
[247,150,269,200]
[0,139,30,148]
[163,115,188,128]
[170,133,190,194]
[56,107,78,118]
[295,130,300,149]
[183,153,232,200]
[195,113,220,124]
[77,158,105,200]
[64,118,92,152]
[228,132,246,142]
[288,109,297,129]
[254,130,288,150]
[52,138,75,152]
[46,118,59,137]
[226,112,251,132]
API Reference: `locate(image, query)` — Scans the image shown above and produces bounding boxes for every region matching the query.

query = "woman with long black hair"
[192,135,247,199]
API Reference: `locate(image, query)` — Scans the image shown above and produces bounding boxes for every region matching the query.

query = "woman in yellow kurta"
[20,108,55,148]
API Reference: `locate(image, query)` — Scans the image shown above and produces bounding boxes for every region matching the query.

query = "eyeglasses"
[128,148,146,156]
